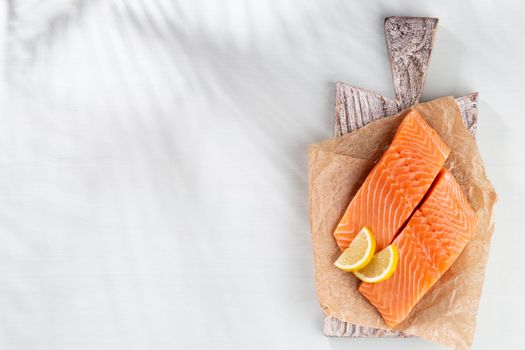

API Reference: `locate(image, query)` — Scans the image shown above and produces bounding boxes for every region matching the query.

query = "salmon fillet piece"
[358,169,477,327]
[334,110,450,251]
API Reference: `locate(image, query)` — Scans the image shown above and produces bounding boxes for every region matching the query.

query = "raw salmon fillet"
[359,169,477,327]
[334,110,450,251]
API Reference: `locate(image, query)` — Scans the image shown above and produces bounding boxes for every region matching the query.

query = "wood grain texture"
[334,82,399,136]
[385,16,438,109]
[455,92,479,136]
[326,16,479,338]
[323,316,408,338]
[335,81,478,137]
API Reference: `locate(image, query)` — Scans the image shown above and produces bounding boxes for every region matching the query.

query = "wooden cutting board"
[324,16,479,338]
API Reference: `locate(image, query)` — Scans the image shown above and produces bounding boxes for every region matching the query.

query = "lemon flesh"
[353,244,398,283]
[334,227,376,272]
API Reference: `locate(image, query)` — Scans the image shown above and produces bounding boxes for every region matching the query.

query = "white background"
[0,1,523,349]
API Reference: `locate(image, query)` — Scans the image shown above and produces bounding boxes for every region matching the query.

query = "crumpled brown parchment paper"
[308,96,497,349]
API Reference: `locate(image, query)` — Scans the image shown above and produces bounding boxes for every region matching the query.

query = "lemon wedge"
[353,244,398,283]
[334,227,376,272]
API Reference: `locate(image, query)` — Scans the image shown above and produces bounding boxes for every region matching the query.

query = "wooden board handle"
[385,16,439,109]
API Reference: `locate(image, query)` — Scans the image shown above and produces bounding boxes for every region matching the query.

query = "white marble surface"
[0,1,522,349]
